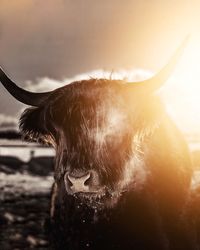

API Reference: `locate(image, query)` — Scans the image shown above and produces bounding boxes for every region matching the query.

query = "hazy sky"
[0,0,194,81]
[0,0,199,133]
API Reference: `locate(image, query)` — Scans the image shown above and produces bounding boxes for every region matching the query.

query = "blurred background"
[0,0,200,133]
[0,0,200,249]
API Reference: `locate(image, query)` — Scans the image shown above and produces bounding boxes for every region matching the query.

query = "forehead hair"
[51,79,133,153]
[51,79,129,129]
[50,78,163,134]
[19,78,164,149]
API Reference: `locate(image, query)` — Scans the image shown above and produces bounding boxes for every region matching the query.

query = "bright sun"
[160,38,200,135]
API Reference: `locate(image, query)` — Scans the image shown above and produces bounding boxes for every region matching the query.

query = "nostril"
[65,171,99,193]
[66,174,74,188]
[67,172,91,187]
[67,178,73,187]
[84,174,91,186]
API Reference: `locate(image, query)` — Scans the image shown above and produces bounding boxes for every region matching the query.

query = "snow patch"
[0,172,53,200]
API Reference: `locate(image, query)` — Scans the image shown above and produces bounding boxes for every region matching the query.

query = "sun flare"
[159,38,200,135]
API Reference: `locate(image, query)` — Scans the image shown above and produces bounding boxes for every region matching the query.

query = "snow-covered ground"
[0,173,53,200]
[0,146,55,162]
[0,139,55,162]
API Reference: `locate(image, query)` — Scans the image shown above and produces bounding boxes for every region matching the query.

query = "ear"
[19,106,55,145]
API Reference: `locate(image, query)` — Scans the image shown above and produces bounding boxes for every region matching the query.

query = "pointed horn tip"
[0,66,53,107]
[179,35,191,52]
[185,34,191,43]
[0,66,5,74]
[0,67,9,80]
[126,36,190,92]
[0,67,10,81]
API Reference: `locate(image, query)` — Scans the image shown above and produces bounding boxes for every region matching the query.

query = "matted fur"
[19,78,197,249]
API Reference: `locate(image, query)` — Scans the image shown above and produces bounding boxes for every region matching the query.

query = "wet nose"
[67,172,91,193]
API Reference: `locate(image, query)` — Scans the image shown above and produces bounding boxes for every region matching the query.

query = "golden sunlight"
[160,36,200,135]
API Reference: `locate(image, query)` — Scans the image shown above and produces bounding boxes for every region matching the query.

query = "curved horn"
[127,36,189,92]
[0,67,53,106]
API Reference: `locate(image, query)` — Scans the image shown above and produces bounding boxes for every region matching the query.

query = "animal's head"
[0,39,187,208]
